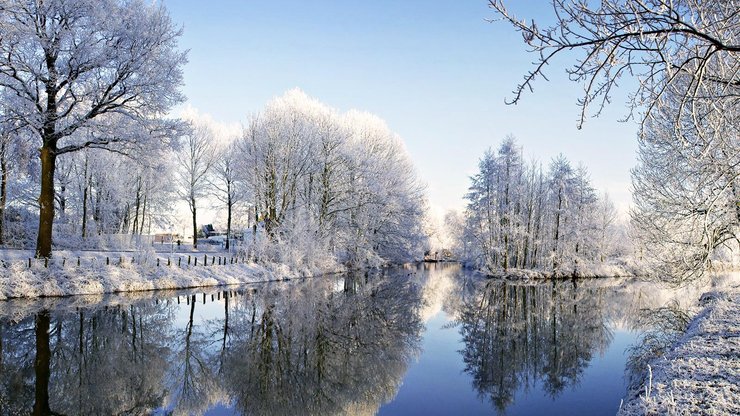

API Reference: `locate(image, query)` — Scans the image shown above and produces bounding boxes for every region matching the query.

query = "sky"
[163,0,639,220]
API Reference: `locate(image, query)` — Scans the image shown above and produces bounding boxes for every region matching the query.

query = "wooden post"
[62,258,66,267]
[204,254,208,266]
[44,258,48,268]
[212,255,215,265]
[211,294,214,302]
[188,255,191,265]
[106,257,109,265]
[168,257,171,266]
[77,257,80,266]
[194,257,197,266]
[28,258,31,268]
[157,258,160,267]
[178,257,182,267]
[202,293,206,304]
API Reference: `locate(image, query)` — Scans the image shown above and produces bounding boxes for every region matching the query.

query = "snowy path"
[619,289,740,415]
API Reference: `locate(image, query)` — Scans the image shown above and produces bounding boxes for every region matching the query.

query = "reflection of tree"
[0,300,176,415]
[0,275,423,416]
[222,273,424,416]
[459,280,612,412]
[0,317,38,415]
[168,295,225,415]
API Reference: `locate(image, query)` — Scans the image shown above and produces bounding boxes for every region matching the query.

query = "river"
[0,263,715,415]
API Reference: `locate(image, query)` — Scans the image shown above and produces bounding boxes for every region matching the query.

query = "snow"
[478,257,644,279]
[619,286,740,416]
[0,248,343,301]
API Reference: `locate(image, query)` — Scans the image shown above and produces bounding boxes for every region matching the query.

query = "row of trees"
[0,86,427,268]
[0,1,426,267]
[240,90,427,268]
[461,137,622,275]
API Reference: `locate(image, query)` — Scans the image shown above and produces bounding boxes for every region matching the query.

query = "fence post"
[28,258,31,268]
[204,254,207,266]
[106,257,109,266]
[44,258,48,268]
[194,257,197,266]
[168,257,171,266]
[157,258,160,267]
[188,255,191,265]
[62,258,66,267]
[77,257,80,266]
[211,255,215,266]
[179,257,182,267]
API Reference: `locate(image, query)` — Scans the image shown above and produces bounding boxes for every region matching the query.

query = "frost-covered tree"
[489,1,740,280]
[488,0,740,130]
[632,82,740,282]
[463,138,610,276]
[0,0,186,258]
[239,89,427,269]
[175,121,216,249]
[210,140,245,251]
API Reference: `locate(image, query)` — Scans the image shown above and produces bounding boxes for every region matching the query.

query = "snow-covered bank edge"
[476,259,645,280]
[0,260,345,301]
[618,288,740,416]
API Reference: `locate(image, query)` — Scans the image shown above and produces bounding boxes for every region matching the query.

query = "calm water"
[0,264,686,415]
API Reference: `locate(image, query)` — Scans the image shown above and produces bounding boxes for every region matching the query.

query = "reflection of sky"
[379,310,636,416]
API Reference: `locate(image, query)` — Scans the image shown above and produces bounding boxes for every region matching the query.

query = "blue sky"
[163,0,638,217]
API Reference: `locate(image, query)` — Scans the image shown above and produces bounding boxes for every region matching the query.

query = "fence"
[14,254,250,269]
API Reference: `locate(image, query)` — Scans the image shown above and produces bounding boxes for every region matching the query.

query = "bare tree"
[210,141,245,251]
[176,124,216,249]
[0,0,186,258]
[488,0,740,130]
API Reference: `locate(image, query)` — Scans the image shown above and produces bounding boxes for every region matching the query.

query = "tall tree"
[0,0,186,258]
[175,122,216,249]
[210,140,244,251]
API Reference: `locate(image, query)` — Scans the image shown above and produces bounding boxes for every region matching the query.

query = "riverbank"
[619,288,740,416]
[0,249,344,300]
[478,258,643,279]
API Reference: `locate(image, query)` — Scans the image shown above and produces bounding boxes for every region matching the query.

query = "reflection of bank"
[458,280,613,411]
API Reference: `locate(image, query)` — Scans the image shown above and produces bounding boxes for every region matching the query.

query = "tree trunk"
[226,194,232,250]
[0,142,7,246]
[36,145,56,258]
[81,158,89,239]
[139,191,147,235]
[32,311,51,416]
[191,197,198,249]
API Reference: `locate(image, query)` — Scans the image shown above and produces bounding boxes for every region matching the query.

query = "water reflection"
[0,274,423,415]
[3,266,731,415]
[457,279,613,412]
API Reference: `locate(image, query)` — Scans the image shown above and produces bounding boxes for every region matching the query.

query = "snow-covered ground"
[0,248,343,300]
[479,258,644,279]
[619,286,740,416]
